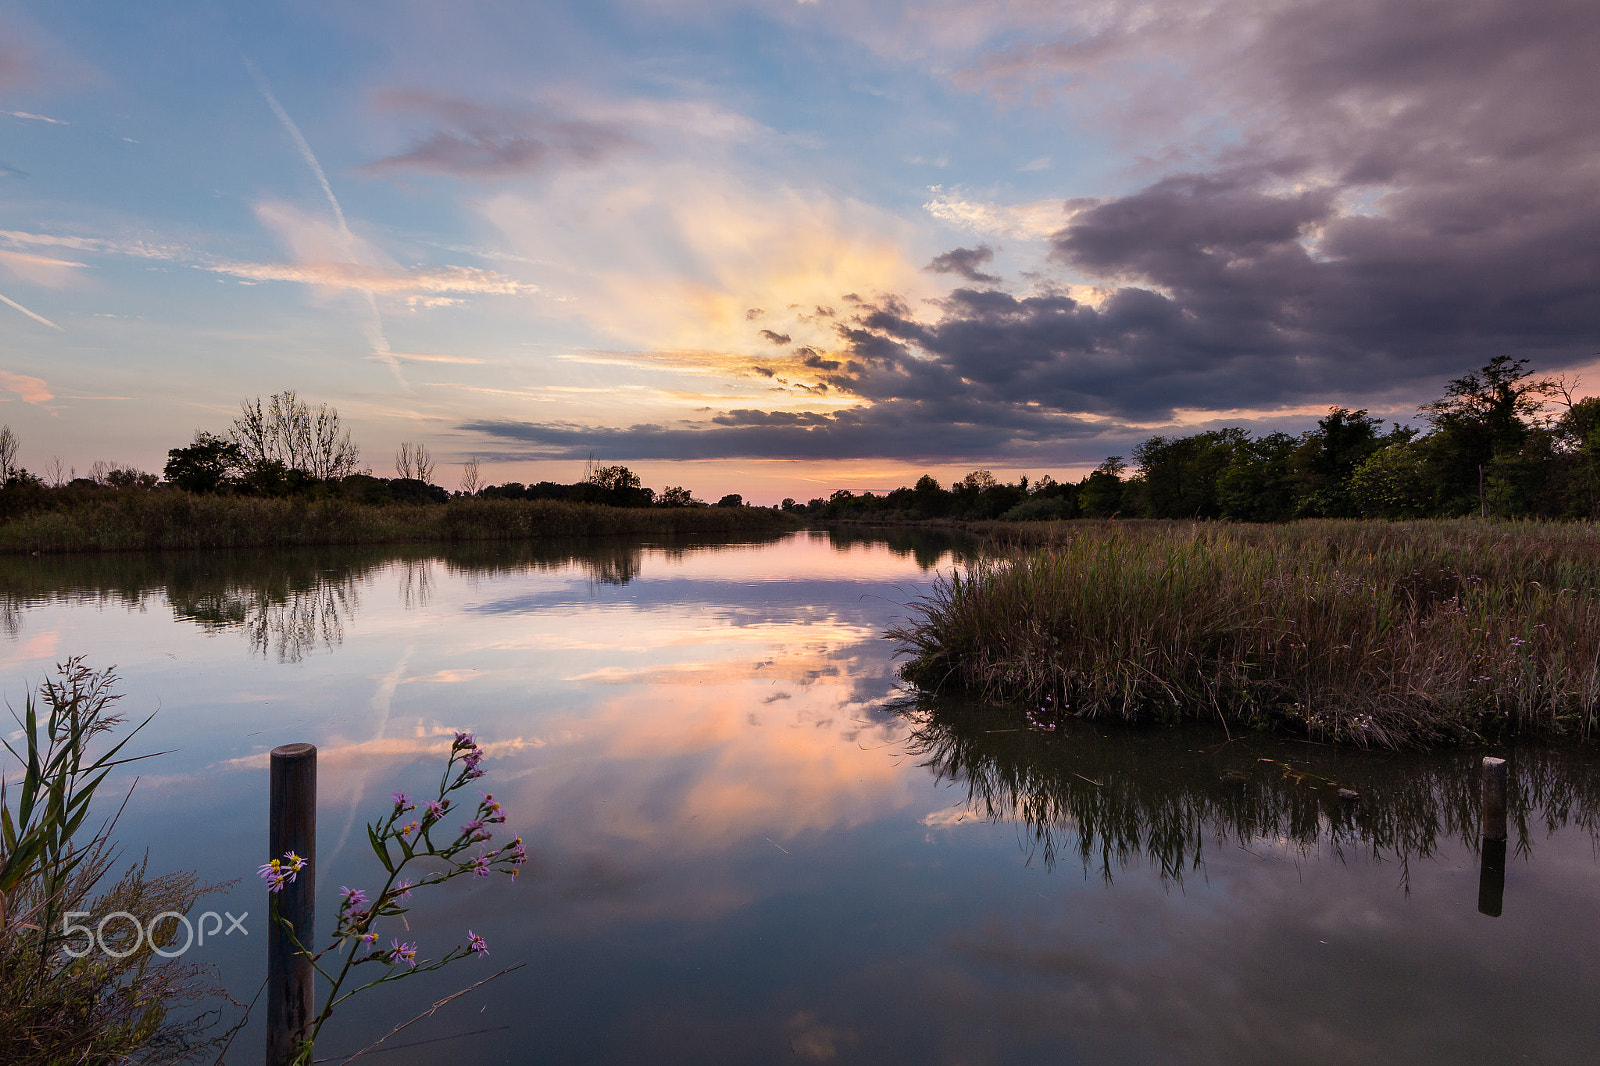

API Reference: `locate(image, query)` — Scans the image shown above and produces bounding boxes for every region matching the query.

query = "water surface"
[2,532,1597,1064]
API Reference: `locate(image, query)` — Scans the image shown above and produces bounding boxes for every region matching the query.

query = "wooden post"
[1481,756,1507,842]
[266,743,317,1066]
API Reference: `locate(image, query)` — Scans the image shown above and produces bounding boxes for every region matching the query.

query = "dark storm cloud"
[459,397,1111,462]
[362,89,642,177]
[866,0,1600,423]
[758,329,791,345]
[478,0,1597,465]
[925,244,999,283]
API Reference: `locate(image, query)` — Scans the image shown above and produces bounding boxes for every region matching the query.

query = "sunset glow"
[2,1,1595,502]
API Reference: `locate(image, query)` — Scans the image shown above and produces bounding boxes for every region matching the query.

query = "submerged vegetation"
[891,520,1600,748]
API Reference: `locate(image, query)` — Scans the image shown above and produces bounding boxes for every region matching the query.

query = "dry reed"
[891,520,1600,747]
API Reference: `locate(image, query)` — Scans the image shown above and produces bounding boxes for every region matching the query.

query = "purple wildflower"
[258,852,307,893]
[389,939,418,968]
[469,853,492,878]
[424,799,449,819]
[339,885,369,909]
[391,879,415,902]
[467,930,489,957]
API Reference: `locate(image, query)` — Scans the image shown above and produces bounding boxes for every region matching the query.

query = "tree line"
[0,391,744,516]
[794,357,1600,522]
[4,359,1599,523]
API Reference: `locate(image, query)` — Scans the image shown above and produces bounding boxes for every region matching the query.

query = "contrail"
[245,59,406,387]
[0,290,63,330]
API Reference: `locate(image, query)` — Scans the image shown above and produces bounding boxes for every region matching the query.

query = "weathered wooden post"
[266,743,317,1066]
[1477,756,1508,918]
[1481,756,1507,842]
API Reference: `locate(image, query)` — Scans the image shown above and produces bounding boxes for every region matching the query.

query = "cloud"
[370,351,485,365]
[0,229,190,262]
[0,222,531,304]
[0,248,84,287]
[759,329,791,345]
[923,187,1074,240]
[5,110,65,125]
[0,369,53,404]
[459,394,1114,462]
[925,244,999,283]
[363,88,645,177]
[207,256,537,298]
[811,0,1600,433]
[478,162,930,353]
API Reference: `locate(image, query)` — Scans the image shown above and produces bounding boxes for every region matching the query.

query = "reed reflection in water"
[906,695,1600,888]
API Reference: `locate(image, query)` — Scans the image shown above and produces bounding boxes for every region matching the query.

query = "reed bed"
[890,520,1600,747]
[0,492,797,554]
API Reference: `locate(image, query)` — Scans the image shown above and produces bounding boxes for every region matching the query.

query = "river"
[2,530,1598,1064]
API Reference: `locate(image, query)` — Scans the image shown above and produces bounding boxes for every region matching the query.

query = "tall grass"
[0,492,799,554]
[890,520,1600,747]
[0,659,222,1063]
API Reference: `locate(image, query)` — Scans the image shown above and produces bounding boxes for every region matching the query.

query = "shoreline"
[0,493,801,555]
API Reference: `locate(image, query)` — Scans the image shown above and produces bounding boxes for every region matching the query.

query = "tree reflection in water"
[0,533,798,661]
[903,695,1600,885]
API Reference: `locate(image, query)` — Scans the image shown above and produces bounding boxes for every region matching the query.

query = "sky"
[1,0,1597,504]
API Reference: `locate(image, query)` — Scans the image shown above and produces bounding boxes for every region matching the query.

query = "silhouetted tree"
[231,390,360,481]
[395,442,434,483]
[0,425,17,482]
[458,457,482,496]
[165,432,246,493]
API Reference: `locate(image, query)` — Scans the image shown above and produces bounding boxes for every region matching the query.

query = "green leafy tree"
[1294,407,1386,517]
[1217,432,1301,522]
[1077,457,1125,518]
[1349,441,1433,519]
[1419,356,1555,515]
[1558,397,1600,517]
[1130,429,1247,519]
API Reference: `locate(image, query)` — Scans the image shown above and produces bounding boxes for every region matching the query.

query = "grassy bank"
[0,492,799,553]
[890,519,1600,747]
